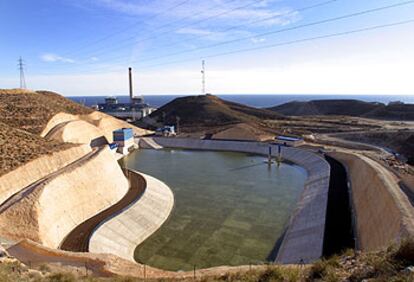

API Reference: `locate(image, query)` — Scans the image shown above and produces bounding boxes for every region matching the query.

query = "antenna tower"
[201,60,206,94]
[18,57,27,89]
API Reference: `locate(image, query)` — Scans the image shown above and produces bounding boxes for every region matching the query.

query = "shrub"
[46,272,76,282]
[307,256,341,281]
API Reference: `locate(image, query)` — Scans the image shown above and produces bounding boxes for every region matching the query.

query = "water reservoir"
[121,149,307,271]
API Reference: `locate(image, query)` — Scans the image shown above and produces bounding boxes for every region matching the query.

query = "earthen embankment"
[329,152,414,251]
[0,145,91,206]
[0,148,129,249]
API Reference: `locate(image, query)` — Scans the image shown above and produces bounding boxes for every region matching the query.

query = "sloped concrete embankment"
[139,137,330,264]
[41,112,152,144]
[45,120,108,146]
[59,169,146,252]
[0,145,91,206]
[0,148,129,249]
[89,170,174,261]
[329,152,414,251]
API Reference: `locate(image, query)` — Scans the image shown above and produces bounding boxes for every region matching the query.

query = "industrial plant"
[98,68,155,121]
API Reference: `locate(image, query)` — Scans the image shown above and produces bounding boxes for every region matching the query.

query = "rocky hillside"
[0,122,72,176]
[149,94,284,131]
[337,130,414,165]
[268,99,414,120]
[0,89,93,176]
[0,89,92,135]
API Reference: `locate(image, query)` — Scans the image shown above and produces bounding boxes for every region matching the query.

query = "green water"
[121,149,307,271]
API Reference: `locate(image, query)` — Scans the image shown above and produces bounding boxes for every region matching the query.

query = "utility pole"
[176,116,180,135]
[18,57,26,89]
[201,60,206,95]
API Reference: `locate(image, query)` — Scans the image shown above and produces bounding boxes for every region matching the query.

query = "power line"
[70,0,259,60]
[134,19,414,70]
[18,57,26,89]
[134,0,414,63]
[138,0,339,61]
[45,0,414,73]
[62,0,193,57]
[39,18,414,76]
[77,0,338,66]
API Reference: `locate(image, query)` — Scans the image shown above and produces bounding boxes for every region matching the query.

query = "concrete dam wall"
[329,152,414,251]
[139,137,331,264]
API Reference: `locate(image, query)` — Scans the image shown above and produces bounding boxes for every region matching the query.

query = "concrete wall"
[0,145,91,206]
[139,137,330,264]
[0,148,129,249]
[46,120,108,145]
[89,171,174,261]
[329,152,414,251]
[41,111,152,144]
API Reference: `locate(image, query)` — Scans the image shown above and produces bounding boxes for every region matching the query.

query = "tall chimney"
[129,67,133,100]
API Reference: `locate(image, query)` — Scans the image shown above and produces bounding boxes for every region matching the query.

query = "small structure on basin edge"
[273,135,304,147]
[113,128,135,155]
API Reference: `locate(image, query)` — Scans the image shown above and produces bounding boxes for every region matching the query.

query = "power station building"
[98,68,154,120]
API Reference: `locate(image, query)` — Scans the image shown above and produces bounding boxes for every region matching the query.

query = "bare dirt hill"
[268,99,414,121]
[336,130,414,165]
[149,94,284,131]
[0,122,72,176]
[0,89,94,176]
[0,89,92,135]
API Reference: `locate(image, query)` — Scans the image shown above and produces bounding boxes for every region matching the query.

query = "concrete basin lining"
[89,171,174,261]
[328,152,414,251]
[139,137,330,264]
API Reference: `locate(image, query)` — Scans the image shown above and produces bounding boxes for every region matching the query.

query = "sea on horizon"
[68,94,414,109]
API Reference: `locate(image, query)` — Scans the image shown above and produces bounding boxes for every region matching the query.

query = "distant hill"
[268,99,414,120]
[149,94,283,130]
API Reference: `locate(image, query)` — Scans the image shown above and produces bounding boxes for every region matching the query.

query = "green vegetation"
[2,239,414,281]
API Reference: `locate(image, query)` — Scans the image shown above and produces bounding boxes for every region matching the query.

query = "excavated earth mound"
[0,89,92,135]
[0,122,73,176]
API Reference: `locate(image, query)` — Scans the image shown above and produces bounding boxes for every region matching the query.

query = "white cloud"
[176,28,217,37]
[87,0,300,27]
[9,57,412,96]
[175,27,247,41]
[251,38,266,44]
[41,53,75,63]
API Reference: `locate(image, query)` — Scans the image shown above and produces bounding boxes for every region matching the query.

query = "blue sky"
[0,0,413,96]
